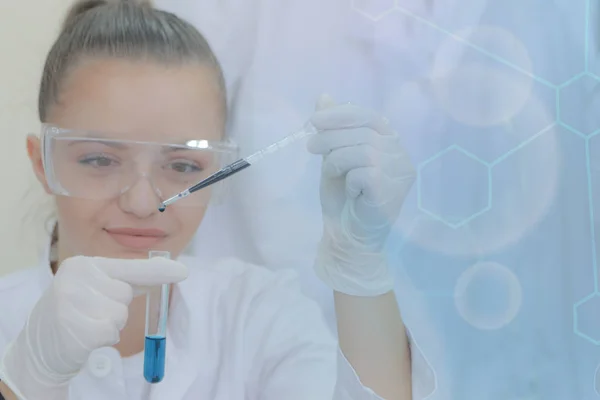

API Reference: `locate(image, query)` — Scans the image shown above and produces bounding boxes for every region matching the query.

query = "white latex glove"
[307,94,416,296]
[0,256,188,400]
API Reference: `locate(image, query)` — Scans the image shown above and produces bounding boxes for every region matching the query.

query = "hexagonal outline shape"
[557,72,600,138]
[350,0,396,21]
[573,292,600,345]
[417,145,492,229]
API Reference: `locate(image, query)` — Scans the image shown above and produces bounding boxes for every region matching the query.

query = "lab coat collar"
[37,223,199,398]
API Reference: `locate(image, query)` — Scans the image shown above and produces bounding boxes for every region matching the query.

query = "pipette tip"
[158,190,189,212]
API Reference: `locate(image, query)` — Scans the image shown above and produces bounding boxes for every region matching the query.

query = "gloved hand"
[307,94,416,296]
[0,256,187,400]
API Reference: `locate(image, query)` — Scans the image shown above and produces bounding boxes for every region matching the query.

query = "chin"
[100,229,179,259]
[79,246,145,260]
[112,248,157,259]
[109,243,180,259]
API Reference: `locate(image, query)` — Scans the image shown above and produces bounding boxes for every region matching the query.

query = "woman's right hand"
[0,255,188,400]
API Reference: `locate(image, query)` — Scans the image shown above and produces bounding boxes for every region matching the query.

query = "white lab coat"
[155,1,600,398]
[153,1,445,398]
[0,249,431,400]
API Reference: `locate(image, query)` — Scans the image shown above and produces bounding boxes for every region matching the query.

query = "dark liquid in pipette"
[144,335,166,383]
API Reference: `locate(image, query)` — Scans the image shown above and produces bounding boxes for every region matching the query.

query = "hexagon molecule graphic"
[558,74,600,137]
[574,293,600,345]
[418,146,490,229]
[351,0,395,21]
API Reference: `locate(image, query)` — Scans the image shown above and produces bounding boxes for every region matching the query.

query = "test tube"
[144,250,170,383]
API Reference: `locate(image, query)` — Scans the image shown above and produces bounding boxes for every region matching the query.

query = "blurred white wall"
[0,1,70,276]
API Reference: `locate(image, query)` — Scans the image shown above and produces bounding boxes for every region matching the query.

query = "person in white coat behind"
[0,0,420,399]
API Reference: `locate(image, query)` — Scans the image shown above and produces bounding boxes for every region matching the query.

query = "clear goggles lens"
[41,125,239,207]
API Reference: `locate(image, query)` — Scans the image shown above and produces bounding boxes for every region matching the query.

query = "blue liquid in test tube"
[144,251,170,383]
[144,335,166,383]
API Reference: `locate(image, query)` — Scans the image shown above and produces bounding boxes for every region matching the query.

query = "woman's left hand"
[307,94,416,296]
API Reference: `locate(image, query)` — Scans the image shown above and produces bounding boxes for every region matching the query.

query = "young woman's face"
[27,59,225,261]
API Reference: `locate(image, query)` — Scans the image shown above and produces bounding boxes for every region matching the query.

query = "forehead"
[48,59,225,143]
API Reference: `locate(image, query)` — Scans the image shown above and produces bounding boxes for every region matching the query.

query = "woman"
[0,0,416,399]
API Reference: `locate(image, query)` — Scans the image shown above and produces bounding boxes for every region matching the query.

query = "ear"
[26,134,52,194]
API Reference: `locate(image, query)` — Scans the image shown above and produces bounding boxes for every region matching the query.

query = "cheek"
[55,197,108,235]
[172,207,206,242]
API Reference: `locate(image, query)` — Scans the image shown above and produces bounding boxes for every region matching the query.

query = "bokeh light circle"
[397,93,559,257]
[454,261,522,330]
[431,25,534,127]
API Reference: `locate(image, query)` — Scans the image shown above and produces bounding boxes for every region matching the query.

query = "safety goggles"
[41,124,239,207]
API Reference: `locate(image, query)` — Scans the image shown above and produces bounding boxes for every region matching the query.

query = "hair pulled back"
[39,0,227,122]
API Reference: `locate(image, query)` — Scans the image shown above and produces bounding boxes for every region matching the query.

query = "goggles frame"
[40,123,240,206]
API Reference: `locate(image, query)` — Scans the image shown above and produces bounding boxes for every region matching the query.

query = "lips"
[104,227,167,250]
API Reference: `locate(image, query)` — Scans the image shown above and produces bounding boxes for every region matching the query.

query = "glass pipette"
[144,250,170,383]
[158,121,317,211]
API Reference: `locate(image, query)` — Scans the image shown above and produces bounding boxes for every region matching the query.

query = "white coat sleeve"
[246,269,435,400]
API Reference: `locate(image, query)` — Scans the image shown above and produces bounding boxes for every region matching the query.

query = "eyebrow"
[64,138,207,152]
[161,147,190,153]
[57,129,218,149]
[66,138,128,149]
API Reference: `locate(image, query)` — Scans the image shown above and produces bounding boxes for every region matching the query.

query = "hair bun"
[62,0,153,31]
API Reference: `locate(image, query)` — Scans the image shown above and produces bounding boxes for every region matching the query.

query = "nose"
[118,173,163,218]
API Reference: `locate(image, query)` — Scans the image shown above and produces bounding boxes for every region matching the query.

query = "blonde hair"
[38,0,227,122]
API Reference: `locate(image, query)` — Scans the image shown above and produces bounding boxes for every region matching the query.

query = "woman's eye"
[168,161,203,173]
[78,155,118,167]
